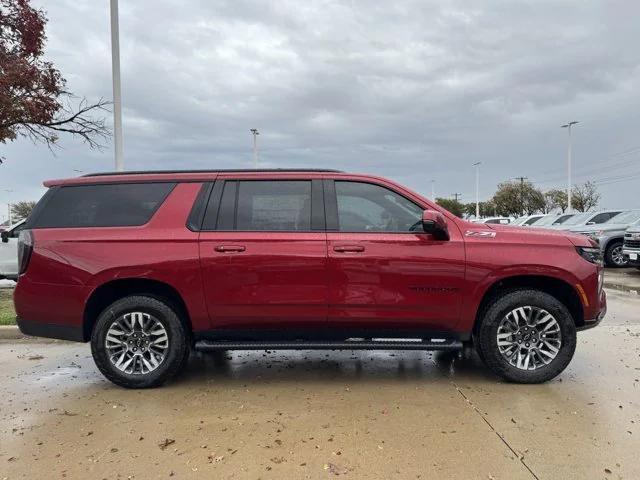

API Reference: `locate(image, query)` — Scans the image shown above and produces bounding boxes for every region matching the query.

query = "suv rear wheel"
[476,289,576,383]
[91,295,189,388]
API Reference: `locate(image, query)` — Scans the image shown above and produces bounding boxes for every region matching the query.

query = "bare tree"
[10,200,35,221]
[572,182,600,212]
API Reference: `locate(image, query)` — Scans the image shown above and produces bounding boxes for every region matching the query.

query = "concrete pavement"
[1,291,639,479]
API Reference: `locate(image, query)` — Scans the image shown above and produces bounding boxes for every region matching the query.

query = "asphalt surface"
[1,283,639,479]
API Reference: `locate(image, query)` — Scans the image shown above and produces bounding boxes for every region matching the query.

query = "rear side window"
[31,183,175,228]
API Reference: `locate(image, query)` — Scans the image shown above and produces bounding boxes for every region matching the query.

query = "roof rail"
[82,168,344,177]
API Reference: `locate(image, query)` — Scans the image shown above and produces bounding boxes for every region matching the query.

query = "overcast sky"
[1,0,639,219]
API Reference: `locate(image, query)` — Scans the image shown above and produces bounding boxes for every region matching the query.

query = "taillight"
[17,229,34,275]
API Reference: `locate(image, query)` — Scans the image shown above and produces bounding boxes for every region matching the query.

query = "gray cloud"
[1,0,639,219]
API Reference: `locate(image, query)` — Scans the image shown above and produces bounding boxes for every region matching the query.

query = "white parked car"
[545,210,623,231]
[481,217,513,225]
[0,219,26,280]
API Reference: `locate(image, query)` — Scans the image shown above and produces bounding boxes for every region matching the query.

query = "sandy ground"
[1,288,639,479]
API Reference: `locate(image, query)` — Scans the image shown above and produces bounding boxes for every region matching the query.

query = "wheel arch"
[473,275,584,334]
[603,235,624,251]
[83,278,192,341]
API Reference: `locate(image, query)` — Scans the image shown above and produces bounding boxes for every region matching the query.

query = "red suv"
[14,169,606,388]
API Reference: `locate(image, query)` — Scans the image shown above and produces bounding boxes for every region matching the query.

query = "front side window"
[335,181,423,232]
[31,183,175,228]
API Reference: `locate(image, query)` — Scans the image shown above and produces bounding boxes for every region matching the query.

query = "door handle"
[333,245,365,253]
[215,245,246,253]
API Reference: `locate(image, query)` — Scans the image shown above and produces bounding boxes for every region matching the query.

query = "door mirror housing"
[1,231,8,243]
[422,210,449,240]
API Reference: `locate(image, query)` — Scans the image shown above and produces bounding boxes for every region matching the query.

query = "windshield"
[513,216,527,224]
[553,214,574,225]
[523,215,543,225]
[561,212,591,226]
[605,210,640,224]
[534,215,559,226]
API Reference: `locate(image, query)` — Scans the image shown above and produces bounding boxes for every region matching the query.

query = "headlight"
[576,246,603,266]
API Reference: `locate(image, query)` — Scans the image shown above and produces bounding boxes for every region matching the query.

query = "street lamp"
[110,0,124,171]
[430,179,435,199]
[473,162,481,219]
[561,121,579,213]
[250,128,259,168]
[3,189,13,225]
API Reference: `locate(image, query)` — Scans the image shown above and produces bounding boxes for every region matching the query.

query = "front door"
[325,179,465,334]
[198,178,328,335]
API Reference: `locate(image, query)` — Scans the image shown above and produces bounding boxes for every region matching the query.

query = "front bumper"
[577,288,607,332]
[622,248,640,266]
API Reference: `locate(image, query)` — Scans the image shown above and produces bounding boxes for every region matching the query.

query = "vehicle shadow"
[171,348,498,386]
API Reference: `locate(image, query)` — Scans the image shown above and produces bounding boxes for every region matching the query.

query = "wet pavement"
[1,289,639,479]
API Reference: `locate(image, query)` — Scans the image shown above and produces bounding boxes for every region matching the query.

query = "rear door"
[325,178,465,333]
[198,176,328,334]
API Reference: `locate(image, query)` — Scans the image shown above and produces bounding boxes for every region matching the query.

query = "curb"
[0,325,25,340]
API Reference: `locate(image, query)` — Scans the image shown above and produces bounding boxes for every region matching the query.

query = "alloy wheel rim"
[496,306,562,371]
[611,246,627,266]
[105,312,169,375]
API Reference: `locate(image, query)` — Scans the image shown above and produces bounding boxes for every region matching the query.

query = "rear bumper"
[577,289,607,332]
[16,317,85,342]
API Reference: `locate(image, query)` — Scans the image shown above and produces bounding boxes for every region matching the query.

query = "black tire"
[604,240,627,268]
[91,295,189,388]
[476,289,577,384]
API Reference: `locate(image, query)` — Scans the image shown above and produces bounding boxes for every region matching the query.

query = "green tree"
[435,197,465,218]
[463,200,496,218]
[10,200,35,221]
[493,181,545,217]
[571,181,600,212]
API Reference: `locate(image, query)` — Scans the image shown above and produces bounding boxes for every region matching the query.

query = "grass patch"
[0,289,16,325]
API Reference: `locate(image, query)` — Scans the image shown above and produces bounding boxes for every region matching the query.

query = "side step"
[195,338,463,351]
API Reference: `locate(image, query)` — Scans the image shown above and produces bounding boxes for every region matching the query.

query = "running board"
[195,338,463,351]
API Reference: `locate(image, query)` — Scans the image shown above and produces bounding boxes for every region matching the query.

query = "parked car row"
[507,209,640,268]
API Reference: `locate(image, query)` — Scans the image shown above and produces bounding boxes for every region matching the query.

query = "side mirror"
[422,210,449,240]
[1,231,8,243]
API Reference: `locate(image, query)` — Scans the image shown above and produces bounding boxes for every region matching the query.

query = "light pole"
[3,189,13,226]
[250,128,259,168]
[430,180,435,200]
[110,0,124,171]
[473,162,481,219]
[561,121,579,213]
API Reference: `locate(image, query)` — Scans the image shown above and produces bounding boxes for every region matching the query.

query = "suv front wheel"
[604,240,627,268]
[91,295,190,388]
[476,289,577,383]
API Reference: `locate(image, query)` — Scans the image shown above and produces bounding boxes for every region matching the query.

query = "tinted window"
[209,180,312,231]
[335,181,423,232]
[553,214,573,225]
[523,216,543,225]
[589,212,611,224]
[32,183,175,228]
